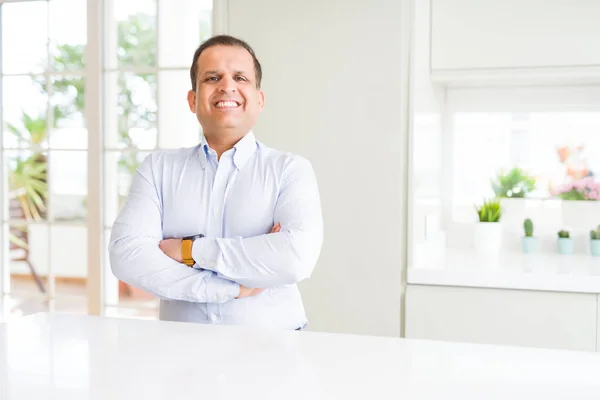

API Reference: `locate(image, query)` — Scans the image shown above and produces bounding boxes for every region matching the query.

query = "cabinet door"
[405,285,597,352]
[597,295,600,352]
[431,0,600,71]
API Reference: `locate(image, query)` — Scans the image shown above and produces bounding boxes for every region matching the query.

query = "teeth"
[215,101,238,108]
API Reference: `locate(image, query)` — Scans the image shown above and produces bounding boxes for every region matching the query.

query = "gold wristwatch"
[181,234,204,267]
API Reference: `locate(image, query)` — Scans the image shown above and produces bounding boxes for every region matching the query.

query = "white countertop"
[2,313,600,399]
[409,248,600,294]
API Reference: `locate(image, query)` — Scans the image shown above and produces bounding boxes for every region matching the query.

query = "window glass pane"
[105,0,157,69]
[452,112,600,207]
[157,0,212,68]
[4,150,49,222]
[50,75,87,149]
[6,221,49,308]
[49,151,87,222]
[157,70,200,148]
[1,2,48,74]
[104,72,157,150]
[2,76,49,150]
[49,0,87,73]
[49,224,88,316]
[452,113,512,208]
[445,111,600,255]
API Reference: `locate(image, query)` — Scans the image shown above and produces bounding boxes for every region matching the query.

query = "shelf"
[408,247,600,294]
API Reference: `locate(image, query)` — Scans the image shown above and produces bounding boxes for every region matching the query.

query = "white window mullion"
[0,3,8,298]
[45,0,55,305]
[85,0,104,316]
[0,0,46,4]
[155,0,161,149]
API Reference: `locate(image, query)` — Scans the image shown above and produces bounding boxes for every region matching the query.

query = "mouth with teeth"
[213,100,241,109]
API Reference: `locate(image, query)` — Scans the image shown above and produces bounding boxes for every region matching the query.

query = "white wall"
[227,0,412,336]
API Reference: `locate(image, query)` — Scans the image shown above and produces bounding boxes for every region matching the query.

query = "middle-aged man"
[109,35,324,330]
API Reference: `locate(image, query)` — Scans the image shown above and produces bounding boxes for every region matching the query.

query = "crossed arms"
[108,155,323,304]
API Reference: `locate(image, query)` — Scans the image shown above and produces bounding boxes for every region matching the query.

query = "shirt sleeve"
[192,157,323,288]
[108,154,240,303]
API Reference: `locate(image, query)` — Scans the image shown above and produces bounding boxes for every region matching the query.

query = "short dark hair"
[189,34,263,91]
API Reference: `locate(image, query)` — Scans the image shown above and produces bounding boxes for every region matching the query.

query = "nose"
[218,75,237,94]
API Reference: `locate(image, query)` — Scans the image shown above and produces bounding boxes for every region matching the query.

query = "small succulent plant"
[523,218,533,237]
[475,198,502,222]
[558,229,570,239]
[591,225,600,241]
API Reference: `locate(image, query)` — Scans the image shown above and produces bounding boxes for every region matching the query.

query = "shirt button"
[210,315,217,322]
[210,261,215,267]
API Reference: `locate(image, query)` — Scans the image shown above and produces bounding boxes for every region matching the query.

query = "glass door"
[1,0,88,320]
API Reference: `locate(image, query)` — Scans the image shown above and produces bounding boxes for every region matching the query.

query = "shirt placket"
[206,152,234,325]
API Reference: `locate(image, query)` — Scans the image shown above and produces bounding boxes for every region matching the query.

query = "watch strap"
[181,234,204,267]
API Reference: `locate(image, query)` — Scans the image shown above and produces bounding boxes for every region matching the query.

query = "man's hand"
[159,238,183,263]
[236,285,265,299]
[270,222,281,234]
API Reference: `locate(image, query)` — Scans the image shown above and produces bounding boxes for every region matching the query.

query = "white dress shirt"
[109,131,323,330]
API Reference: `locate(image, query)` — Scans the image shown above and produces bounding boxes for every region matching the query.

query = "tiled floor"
[0,278,158,323]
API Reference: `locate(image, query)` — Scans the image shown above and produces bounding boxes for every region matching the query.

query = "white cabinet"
[405,284,597,352]
[431,0,600,72]
[597,295,600,352]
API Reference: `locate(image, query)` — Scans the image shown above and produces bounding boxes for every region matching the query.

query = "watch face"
[183,234,204,241]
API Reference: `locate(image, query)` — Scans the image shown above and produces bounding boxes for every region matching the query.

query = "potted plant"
[557,229,574,254]
[491,167,536,199]
[491,167,536,227]
[590,225,600,257]
[474,198,503,253]
[522,218,537,253]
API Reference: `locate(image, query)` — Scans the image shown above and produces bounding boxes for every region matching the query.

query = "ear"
[187,90,196,112]
[258,90,265,110]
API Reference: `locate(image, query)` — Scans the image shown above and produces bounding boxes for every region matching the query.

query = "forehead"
[196,45,255,74]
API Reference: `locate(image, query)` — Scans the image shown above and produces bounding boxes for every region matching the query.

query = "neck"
[204,129,247,160]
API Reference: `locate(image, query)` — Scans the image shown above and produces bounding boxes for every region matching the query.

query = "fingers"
[270,222,281,233]
[236,285,252,299]
[236,286,265,299]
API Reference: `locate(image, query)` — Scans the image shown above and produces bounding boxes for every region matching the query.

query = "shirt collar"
[198,134,209,169]
[232,131,257,170]
[197,131,257,170]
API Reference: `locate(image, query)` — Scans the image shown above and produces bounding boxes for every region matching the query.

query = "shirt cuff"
[204,277,240,303]
[192,237,220,272]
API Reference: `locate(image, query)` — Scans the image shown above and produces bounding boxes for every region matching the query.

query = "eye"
[234,76,248,82]
[205,76,218,82]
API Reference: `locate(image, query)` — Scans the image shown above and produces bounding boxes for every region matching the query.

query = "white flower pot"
[473,222,503,253]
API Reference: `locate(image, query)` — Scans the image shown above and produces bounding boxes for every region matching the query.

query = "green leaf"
[491,167,536,198]
[475,198,503,222]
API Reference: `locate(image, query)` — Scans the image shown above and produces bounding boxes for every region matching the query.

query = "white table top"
[409,248,600,294]
[2,313,600,399]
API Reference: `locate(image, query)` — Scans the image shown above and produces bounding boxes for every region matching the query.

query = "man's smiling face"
[187,45,264,135]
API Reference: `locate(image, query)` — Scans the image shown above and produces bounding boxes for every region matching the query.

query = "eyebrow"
[202,70,249,77]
